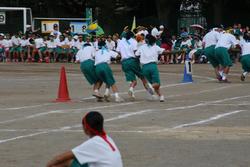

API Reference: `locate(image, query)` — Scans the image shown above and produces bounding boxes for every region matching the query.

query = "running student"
[95,40,124,102]
[116,31,154,100]
[75,43,103,99]
[202,27,222,81]
[135,34,167,102]
[46,111,123,167]
[215,30,240,82]
[239,32,250,81]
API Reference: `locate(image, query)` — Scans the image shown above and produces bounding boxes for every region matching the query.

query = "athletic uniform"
[76,45,98,85]
[240,39,250,76]
[71,136,123,167]
[203,30,221,67]
[94,48,118,87]
[215,33,239,67]
[116,38,144,82]
[34,38,46,53]
[135,43,164,85]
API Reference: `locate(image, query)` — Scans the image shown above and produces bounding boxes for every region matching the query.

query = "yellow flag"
[131,16,136,31]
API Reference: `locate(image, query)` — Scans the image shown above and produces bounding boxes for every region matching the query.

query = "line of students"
[203,26,250,82]
[75,32,167,102]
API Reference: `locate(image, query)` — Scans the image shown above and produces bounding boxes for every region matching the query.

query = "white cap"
[26,25,32,28]
[159,25,164,29]
[0,33,4,36]
[73,35,79,40]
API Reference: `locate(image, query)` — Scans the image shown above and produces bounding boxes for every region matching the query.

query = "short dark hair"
[125,31,134,40]
[82,111,104,133]
[146,34,156,46]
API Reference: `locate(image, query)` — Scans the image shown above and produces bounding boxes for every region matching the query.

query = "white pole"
[23,8,27,33]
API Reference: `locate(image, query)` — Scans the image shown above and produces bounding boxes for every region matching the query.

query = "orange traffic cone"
[55,66,71,102]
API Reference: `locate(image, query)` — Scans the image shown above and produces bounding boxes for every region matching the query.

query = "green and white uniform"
[76,45,98,85]
[240,39,250,72]
[203,30,221,67]
[116,38,144,82]
[135,44,165,84]
[215,33,239,67]
[95,48,118,87]
[35,38,46,52]
[71,136,123,167]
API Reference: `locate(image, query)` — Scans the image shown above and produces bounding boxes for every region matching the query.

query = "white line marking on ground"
[0,84,236,124]
[172,110,246,129]
[0,109,153,144]
[0,102,140,124]
[0,103,53,111]
[0,73,215,111]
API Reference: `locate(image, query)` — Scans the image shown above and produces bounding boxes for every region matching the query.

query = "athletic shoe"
[92,92,103,99]
[146,83,155,95]
[115,96,124,103]
[160,95,165,102]
[241,74,246,81]
[216,75,222,81]
[104,94,111,102]
[128,89,135,100]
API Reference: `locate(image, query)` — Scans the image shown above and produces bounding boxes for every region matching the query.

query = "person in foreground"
[46,111,123,167]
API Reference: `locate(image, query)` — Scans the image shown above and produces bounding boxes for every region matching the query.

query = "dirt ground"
[0,62,250,167]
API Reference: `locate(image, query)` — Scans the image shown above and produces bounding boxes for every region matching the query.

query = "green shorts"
[47,48,56,53]
[80,59,99,85]
[10,46,21,53]
[20,47,28,52]
[56,47,68,54]
[215,47,232,67]
[142,62,161,84]
[95,63,116,87]
[70,158,88,167]
[240,54,250,72]
[121,58,144,82]
[204,45,219,68]
[69,48,78,54]
[0,48,4,53]
[38,47,47,53]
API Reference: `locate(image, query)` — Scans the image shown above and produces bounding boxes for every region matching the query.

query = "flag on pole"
[131,16,136,31]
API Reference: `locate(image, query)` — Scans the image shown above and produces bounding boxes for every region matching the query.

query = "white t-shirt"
[11,36,21,46]
[180,39,192,48]
[72,136,123,167]
[76,46,96,62]
[34,38,45,49]
[95,49,118,65]
[116,38,137,60]
[56,40,67,47]
[240,39,250,56]
[106,40,116,51]
[215,33,239,49]
[20,39,30,47]
[46,40,57,49]
[75,41,85,50]
[135,44,165,64]
[203,30,221,48]
[151,27,159,37]
[2,39,13,48]
[50,31,62,40]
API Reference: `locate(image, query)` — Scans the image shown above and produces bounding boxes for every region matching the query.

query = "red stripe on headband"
[83,115,116,152]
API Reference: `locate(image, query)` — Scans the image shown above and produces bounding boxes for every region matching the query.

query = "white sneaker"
[92,92,103,99]
[160,95,165,102]
[115,96,124,103]
[128,89,135,99]
[149,95,159,101]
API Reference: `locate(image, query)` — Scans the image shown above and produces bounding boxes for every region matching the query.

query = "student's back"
[72,136,123,167]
